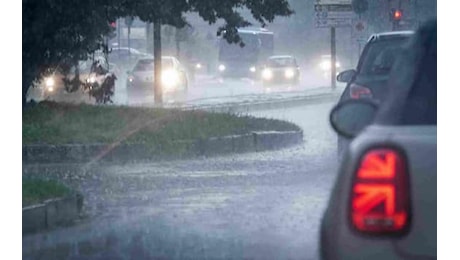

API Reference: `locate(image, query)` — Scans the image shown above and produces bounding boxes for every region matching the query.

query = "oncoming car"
[320,20,436,260]
[126,56,188,101]
[261,55,300,86]
[29,57,116,103]
[318,54,341,79]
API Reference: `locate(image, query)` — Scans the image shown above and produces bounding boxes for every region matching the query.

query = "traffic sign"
[315,18,353,28]
[316,0,352,4]
[314,2,353,28]
[315,11,354,19]
[315,4,353,12]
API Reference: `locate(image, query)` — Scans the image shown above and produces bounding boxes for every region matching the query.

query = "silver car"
[320,20,436,260]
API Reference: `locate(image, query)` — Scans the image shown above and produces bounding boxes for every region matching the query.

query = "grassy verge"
[23,101,300,149]
[23,178,71,207]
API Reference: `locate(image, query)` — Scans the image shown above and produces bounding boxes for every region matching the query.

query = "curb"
[182,88,343,113]
[22,131,303,164]
[22,193,83,235]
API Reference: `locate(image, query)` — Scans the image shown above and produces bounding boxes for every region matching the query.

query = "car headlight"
[249,66,256,73]
[285,68,295,79]
[162,69,179,88]
[320,60,331,71]
[196,63,202,69]
[262,68,273,80]
[45,77,55,88]
[320,60,341,71]
[218,64,226,72]
[86,75,97,84]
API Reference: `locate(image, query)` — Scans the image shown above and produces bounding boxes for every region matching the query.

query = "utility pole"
[125,17,134,64]
[153,19,162,104]
[331,26,336,90]
[117,18,121,49]
[146,23,153,55]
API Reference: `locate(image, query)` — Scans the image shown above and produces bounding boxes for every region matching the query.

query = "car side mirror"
[337,69,356,83]
[330,99,379,139]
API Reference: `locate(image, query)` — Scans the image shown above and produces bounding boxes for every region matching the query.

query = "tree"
[23,0,293,107]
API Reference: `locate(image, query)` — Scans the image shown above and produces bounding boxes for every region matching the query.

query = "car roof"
[368,31,414,42]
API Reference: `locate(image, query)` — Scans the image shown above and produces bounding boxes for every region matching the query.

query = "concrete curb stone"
[22,193,83,235]
[23,130,303,164]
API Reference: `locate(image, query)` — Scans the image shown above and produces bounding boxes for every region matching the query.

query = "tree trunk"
[153,20,162,105]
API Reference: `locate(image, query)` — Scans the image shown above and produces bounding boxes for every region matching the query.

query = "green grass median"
[23,178,71,207]
[23,101,300,154]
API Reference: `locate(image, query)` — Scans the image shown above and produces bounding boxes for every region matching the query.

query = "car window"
[267,58,295,67]
[133,59,154,71]
[359,38,410,76]
[133,58,173,71]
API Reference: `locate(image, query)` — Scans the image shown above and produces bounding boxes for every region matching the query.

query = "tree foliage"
[23,0,293,105]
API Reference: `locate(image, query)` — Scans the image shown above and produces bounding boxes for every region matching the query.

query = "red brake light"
[350,83,372,99]
[351,148,410,234]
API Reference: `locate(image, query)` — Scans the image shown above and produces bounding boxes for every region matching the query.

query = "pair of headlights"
[127,70,180,88]
[44,77,55,92]
[218,65,257,73]
[262,68,296,80]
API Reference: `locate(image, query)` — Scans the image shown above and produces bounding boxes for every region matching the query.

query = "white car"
[126,56,188,101]
[320,20,436,260]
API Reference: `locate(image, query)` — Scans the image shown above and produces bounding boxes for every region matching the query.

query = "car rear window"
[359,38,410,76]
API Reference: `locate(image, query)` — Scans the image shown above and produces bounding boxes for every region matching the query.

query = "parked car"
[261,55,300,86]
[336,31,414,156]
[320,20,436,260]
[126,56,188,101]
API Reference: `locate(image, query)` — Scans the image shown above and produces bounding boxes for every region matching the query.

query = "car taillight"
[350,83,372,99]
[350,148,410,234]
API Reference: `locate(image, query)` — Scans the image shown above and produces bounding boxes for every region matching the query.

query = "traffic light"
[390,9,403,21]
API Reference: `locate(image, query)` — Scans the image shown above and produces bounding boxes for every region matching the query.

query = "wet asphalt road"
[23,101,339,260]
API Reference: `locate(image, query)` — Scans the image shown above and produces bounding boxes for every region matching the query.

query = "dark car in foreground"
[261,55,300,87]
[337,31,414,155]
[321,20,436,260]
